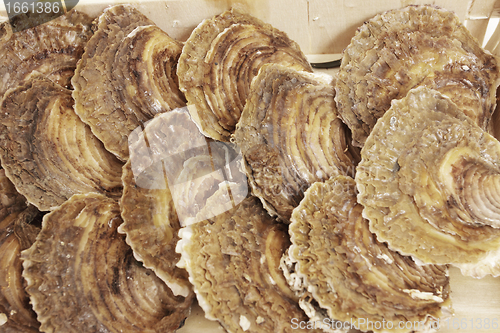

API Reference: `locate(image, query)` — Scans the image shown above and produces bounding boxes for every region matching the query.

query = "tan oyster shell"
[0,75,123,211]
[285,175,451,333]
[120,107,246,297]
[21,193,193,333]
[177,195,320,333]
[336,5,500,147]
[72,5,185,161]
[234,64,359,221]
[177,8,313,142]
[356,86,500,277]
[0,10,92,98]
[0,170,40,333]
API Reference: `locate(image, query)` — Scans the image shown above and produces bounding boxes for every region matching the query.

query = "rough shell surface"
[285,175,451,333]
[177,195,321,333]
[356,86,500,277]
[0,75,123,211]
[22,193,193,333]
[0,10,92,99]
[0,170,40,333]
[234,64,359,221]
[336,5,500,147]
[72,4,186,161]
[120,107,246,296]
[177,8,313,142]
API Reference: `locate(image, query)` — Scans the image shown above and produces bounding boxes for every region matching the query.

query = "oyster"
[120,107,246,297]
[177,8,313,142]
[0,74,123,211]
[0,9,92,98]
[72,4,185,161]
[335,5,500,147]
[0,171,40,332]
[21,193,193,333]
[177,195,319,333]
[356,86,500,277]
[234,64,359,221]
[285,175,451,333]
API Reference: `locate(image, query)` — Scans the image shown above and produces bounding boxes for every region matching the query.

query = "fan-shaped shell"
[22,193,193,333]
[177,8,313,142]
[285,175,451,333]
[234,64,359,221]
[0,75,123,211]
[356,86,500,277]
[177,195,320,333]
[72,5,185,160]
[336,5,500,147]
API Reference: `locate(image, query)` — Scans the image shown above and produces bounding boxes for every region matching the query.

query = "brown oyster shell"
[0,75,123,211]
[177,8,313,142]
[285,175,451,333]
[120,107,246,297]
[234,64,359,221]
[177,195,320,333]
[356,86,500,277]
[72,5,185,161]
[21,193,193,333]
[336,5,500,147]
[0,10,92,98]
[0,170,41,333]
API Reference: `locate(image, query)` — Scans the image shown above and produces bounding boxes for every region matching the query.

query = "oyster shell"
[72,5,185,161]
[0,74,123,211]
[0,169,27,220]
[0,10,92,98]
[177,8,313,142]
[21,193,193,333]
[234,64,359,221]
[356,86,500,277]
[285,175,451,333]
[177,195,320,333]
[120,107,247,297]
[0,171,40,333]
[336,5,500,147]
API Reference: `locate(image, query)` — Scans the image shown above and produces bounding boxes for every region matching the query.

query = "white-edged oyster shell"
[356,86,500,278]
[120,107,247,297]
[285,175,451,333]
[0,9,92,98]
[0,170,40,332]
[336,4,500,147]
[21,193,193,333]
[177,195,321,333]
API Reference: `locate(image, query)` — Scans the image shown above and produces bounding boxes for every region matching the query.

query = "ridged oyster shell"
[0,10,92,98]
[177,195,320,333]
[72,5,185,161]
[22,193,193,333]
[0,75,123,211]
[234,64,359,221]
[285,175,451,333]
[120,107,246,297]
[177,8,313,142]
[336,5,500,147]
[0,171,40,332]
[356,86,500,278]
